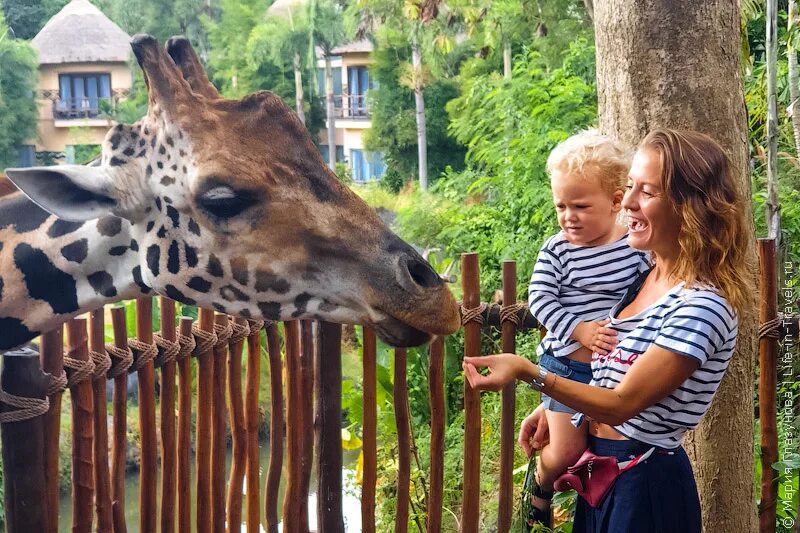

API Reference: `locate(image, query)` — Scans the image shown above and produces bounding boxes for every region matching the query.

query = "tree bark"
[325,54,336,171]
[767,0,780,240]
[294,53,306,126]
[503,40,512,79]
[411,33,428,190]
[595,2,758,532]
[789,1,800,157]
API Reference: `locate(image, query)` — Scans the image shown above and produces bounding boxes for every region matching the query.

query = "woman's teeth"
[630,219,648,232]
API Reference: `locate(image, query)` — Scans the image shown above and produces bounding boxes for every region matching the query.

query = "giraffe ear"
[4,165,118,222]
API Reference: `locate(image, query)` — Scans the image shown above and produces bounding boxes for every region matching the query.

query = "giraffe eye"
[197,186,259,219]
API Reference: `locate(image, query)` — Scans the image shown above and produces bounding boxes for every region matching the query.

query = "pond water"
[58,443,362,532]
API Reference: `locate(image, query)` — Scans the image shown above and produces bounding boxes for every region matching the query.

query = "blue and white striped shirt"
[528,232,650,358]
[574,278,739,448]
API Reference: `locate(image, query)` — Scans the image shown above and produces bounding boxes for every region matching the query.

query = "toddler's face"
[550,172,623,246]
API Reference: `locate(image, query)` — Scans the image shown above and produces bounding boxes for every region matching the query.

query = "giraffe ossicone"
[0,35,459,350]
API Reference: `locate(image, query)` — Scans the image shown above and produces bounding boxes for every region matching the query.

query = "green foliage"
[1,0,68,39]
[0,12,36,168]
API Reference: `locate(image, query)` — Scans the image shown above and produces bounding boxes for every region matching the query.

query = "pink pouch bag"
[553,447,654,507]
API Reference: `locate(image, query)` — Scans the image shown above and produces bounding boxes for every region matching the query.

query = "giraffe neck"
[0,192,149,349]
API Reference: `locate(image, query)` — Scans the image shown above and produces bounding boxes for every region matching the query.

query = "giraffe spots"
[213,303,227,313]
[132,266,150,294]
[14,243,79,314]
[87,271,117,298]
[167,240,180,274]
[166,206,180,229]
[146,165,153,178]
[155,197,162,212]
[255,271,290,294]
[166,136,174,147]
[110,132,122,150]
[182,166,187,174]
[123,147,136,157]
[110,156,126,167]
[220,284,249,302]
[188,219,201,236]
[48,219,84,238]
[165,284,195,305]
[159,145,166,155]
[161,176,176,186]
[230,257,248,286]
[109,245,128,256]
[0,241,3,252]
[0,317,38,351]
[0,195,51,233]
[258,302,281,320]
[146,221,155,233]
[239,308,252,318]
[150,137,156,148]
[171,164,178,172]
[291,292,312,318]
[319,300,338,312]
[130,239,139,251]
[164,196,173,205]
[187,276,212,293]
[157,226,167,239]
[61,239,89,263]
[146,245,160,276]
[139,138,146,147]
[97,216,122,237]
[179,149,186,157]
[185,244,198,267]
[157,162,164,170]
[207,254,224,277]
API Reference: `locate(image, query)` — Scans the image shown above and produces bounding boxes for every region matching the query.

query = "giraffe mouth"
[371,316,431,348]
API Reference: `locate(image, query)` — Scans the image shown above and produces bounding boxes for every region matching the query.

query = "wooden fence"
[0,248,790,532]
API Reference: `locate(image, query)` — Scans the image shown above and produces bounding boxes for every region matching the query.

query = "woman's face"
[622,148,682,255]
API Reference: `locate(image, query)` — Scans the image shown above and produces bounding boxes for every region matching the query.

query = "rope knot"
[64,348,96,388]
[176,328,196,361]
[106,343,133,379]
[214,319,233,348]
[90,349,112,379]
[500,303,527,327]
[0,390,49,423]
[153,333,180,368]
[460,303,488,326]
[229,320,251,345]
[127,338,158,372]
[192,324,217,356]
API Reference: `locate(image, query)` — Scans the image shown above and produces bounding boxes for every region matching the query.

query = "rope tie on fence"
[153,333,181,368]
[248,319,268,333]
[47,370,68,396]
[106,343,133,379]
[176,328,196,361]
[192,324,217,356]
[759,313,784,340]
[460,302,488,326]
[90,349,112,379]
[229,320,251,345]
[64,350,96,388]
[128,338,158,372]
[214,319,233,348]
[0,390,49,423]
[499,303,528,327]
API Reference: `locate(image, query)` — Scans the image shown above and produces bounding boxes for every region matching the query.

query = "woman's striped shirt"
[574,275,739,449]
[528,232,650,358]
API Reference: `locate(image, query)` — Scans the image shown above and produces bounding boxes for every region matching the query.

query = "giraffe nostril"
[405,257,442,289]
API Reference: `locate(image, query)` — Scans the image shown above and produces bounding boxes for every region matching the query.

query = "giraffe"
[0,35,460,350]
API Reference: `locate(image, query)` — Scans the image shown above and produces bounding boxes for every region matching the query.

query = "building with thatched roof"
[21,0,133,165]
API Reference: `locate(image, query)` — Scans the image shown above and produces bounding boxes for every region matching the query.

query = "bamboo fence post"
[316,321,343,532]
[212,314,231,533]
[109,306,130,533]
[394,348,411,533]
[245,320,264,533]
[759,239,779,533]
[40,326,64,533]
[135,297,157,533]
[282,320,308,533]
[427,336,445,533]
[177,317,195,532]
[300,320,315,508]
[66,318,95,533]
[499,261,517,533]
[90,309,113,533]
[159,297,178,533]
[196,308,216,533]
[228,317,249,531]
[1,346,49,533]
[265,322,284,533]
[462,252,481,533]
[362,326,377,533]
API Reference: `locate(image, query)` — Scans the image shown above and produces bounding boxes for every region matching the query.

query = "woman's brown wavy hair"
[640,129,754,315]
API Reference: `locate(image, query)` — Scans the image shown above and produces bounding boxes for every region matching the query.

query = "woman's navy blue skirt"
[573,436,701,533]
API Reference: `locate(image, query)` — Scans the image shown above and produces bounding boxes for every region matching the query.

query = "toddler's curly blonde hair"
[546,129,632,196]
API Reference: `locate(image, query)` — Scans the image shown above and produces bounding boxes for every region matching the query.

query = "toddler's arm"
[528,240,581,344]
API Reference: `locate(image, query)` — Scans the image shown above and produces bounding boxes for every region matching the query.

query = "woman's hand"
[590,319,618,355]
[518,404,549,458]
[462,353,531,391]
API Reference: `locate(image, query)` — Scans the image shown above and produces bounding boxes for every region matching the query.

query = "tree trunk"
[503,40,512,79]
[788,0,800,157]
[294,53,306,126]
[411,34,428,190]
[767,0,780,240]
[325,54,336,171]
[595,2,758,532]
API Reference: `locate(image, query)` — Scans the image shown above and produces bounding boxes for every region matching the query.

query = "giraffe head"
[5,35,459,346]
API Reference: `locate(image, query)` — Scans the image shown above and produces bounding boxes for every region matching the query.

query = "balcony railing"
[324,94,370,119]
[52,97,115,120]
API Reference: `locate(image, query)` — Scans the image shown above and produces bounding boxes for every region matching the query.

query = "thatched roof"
[267,0,307,18]
[32,0,131,65]
[331,39,373,55]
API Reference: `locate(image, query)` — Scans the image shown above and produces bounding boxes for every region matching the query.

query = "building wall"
[31,61,132,154]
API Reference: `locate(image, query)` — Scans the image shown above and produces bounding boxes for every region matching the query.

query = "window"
[347,67,370,116]
[17,145,35,167]
[319,144,345,162]
[316,67,343,97]
[58,73,111,118]
[350,149,385,182]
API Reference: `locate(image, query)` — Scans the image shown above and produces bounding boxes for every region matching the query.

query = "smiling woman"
[464,129,755,533]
